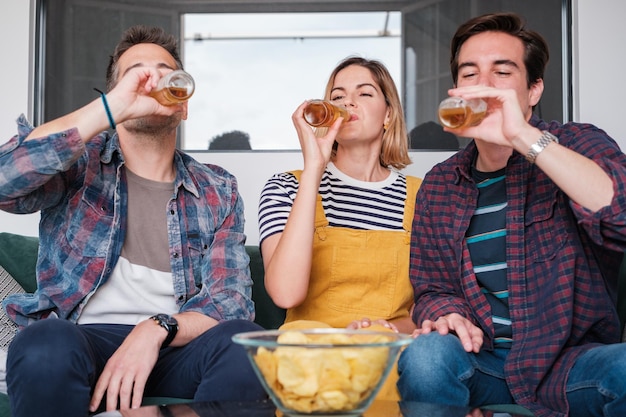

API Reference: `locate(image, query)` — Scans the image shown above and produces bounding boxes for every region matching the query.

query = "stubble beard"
[122,114,181,139]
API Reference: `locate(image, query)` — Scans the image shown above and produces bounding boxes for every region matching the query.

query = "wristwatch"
[150,314,178,348]
[525,130,559,164]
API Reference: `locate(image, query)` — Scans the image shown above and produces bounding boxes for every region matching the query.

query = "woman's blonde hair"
[322,56,411,170]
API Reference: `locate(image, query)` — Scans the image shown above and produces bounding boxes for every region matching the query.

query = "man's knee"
[8,319,87,375]
[397,333,473,404]
[397,333,470,388]
[399,333,466,371]
[197,319,263,348]
[217,319,264,335]
[190,320,266,401]
[571,343,626,393]
[8,319,81,361]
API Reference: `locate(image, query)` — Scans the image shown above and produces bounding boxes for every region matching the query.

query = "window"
[37,0,570,151]
[182,12,401,150]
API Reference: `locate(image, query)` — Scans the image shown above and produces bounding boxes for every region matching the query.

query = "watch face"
[151,314,178,348]
[153,314,178,328]
[164,315,178,326]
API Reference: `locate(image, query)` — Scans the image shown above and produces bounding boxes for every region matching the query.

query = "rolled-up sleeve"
[565,126,626,249]
[0,115,86,213]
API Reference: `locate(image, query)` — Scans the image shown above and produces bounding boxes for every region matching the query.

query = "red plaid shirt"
[409,115,626,416]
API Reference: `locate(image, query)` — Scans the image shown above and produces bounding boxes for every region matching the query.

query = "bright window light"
[182,12,401,150]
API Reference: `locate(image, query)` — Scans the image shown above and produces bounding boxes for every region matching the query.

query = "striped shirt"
[467,167,511,347]
[258,162,407,243]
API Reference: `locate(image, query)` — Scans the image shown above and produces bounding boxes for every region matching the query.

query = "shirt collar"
[173,151,200,198]
[454,140,479,185]
[100,131,122,164]
[452,114,545,184]
[100,133,200,198]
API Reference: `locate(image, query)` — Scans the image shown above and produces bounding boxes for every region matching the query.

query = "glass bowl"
[232,328,412,416]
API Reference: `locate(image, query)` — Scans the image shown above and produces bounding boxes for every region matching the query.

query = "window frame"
[34,0,572,151]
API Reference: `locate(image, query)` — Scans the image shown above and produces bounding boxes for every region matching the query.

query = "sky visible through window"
[182,12,401,150]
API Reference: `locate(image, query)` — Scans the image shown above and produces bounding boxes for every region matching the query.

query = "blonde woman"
[258,56,422,400]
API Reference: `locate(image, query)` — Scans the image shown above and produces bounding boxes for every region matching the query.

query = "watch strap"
[525,130,558,164]
[150,314,178,348]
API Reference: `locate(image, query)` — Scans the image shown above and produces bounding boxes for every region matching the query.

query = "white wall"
[1,0,625,244]
[571,0,626,145]
[0,1,37,237]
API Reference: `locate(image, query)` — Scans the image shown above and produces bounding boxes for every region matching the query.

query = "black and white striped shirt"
[258,162,408,243]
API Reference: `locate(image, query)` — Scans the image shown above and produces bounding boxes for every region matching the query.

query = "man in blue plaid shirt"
[0,26,265,417]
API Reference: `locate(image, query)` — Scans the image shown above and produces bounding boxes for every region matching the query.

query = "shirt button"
[173,253,179,258]
[170,210,175,215]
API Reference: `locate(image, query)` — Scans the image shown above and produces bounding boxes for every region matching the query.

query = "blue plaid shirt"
[409,115,626,416]
[0,115,254,328]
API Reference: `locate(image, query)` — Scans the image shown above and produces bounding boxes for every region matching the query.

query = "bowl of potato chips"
[232,328,412,416]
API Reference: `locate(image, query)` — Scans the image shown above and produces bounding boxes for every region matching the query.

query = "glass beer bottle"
[150,70,195,105]
[438,97,487,129]
[303,100,349,128]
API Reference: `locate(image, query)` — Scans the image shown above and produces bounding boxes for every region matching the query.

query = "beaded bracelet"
[93,88,116,130]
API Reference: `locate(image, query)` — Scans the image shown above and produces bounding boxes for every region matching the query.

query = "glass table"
[95,399,532,417]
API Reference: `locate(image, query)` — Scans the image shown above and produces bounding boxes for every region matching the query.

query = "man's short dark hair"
[450,12,549,88]
[106,25,183,91]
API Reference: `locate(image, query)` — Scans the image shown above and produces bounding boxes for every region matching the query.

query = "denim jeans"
[397,332,626,416]
[6,318,267,417]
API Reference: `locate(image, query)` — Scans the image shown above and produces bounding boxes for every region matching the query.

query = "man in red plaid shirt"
[397,12,626,417]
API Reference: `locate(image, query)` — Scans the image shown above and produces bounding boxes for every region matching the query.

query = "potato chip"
[277,348,322,396]
[316,389,349,410]
[277,331,311,344]
[255,347,278,383]
[318,350,352,391]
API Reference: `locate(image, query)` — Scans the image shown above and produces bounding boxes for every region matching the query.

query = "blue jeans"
[6,318,267,417]
[397,332,626,416]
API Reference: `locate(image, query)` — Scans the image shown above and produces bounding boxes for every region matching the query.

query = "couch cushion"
[0,233,38,293]
[0,267,21,351]
[0,266,24,401]
[246,246,285,329]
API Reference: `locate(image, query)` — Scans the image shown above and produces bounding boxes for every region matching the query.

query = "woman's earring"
[383,122,389,131]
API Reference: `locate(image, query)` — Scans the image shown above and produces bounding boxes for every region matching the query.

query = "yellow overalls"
[281,170,422,401]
